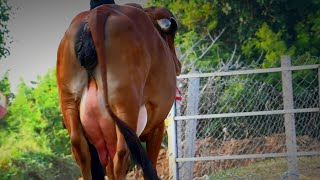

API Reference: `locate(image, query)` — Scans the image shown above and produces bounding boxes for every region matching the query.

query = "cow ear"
[157,17,178,34]
[157,19,171,32]
[170,17,178,34]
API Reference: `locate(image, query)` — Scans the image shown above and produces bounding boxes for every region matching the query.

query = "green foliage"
[150,0,320,140]
[150,0,320,70]
[242,23,289,67]
[0,152,79,180]
[0,71,11,96]
[0,72,14,129]
[0,69,76,179]
[0,0,11,59]
[31,69,70,154]
[210,157,320,179]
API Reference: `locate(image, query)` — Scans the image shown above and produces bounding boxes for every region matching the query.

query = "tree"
[0,0,11,59]
[31,69,70,154]
[150,0,320,69]
[151,0,320,140]
[0,72,13,129]
[0,69,78,179]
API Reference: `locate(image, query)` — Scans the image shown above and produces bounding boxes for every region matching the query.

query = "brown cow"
[56,4,180,180]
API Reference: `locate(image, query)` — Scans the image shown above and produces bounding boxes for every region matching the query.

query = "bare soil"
[128,134,320,179]
[127,148,169,180]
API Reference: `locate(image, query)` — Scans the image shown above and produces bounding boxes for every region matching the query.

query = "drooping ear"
[169,17,178,34]
[156,17,178,35]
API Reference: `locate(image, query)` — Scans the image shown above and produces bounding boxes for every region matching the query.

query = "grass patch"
[0,151,80,180]
[210,156,320,180]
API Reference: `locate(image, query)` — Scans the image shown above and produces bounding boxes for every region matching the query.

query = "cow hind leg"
[106,158,115,180]
[132,122,165,179]
[146,122,166,169]
[71,135,91,180]
[113,126,130,180]
[107,107,159,180]
[63,108,92,180]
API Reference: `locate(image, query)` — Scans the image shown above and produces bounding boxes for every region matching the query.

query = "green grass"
[0,131,77,179]
[210,157,320,180]
[0,151,80,180]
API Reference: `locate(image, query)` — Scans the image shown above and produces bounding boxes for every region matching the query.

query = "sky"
[0,0,147,93]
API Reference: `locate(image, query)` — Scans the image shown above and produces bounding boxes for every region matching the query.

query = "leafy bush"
[0,69,77,179]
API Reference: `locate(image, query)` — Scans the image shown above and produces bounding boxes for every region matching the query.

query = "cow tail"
[107,108,159,180]
[87,8,159,180]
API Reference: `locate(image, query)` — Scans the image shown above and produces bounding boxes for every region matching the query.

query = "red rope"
[176,87,182,100]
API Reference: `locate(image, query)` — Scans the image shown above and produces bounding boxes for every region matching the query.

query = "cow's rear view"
[56,4,180,180]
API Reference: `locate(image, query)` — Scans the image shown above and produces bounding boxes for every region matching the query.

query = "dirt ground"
[100,134,320,179]
[127,148,169,180]
[127,134,320,179]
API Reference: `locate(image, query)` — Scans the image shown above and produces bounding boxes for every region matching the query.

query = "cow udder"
[79,78,117,166]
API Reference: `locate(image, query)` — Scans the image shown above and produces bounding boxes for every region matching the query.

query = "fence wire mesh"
[173,56,320,179]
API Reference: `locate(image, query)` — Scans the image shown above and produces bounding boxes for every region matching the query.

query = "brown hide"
[56,4,180,180]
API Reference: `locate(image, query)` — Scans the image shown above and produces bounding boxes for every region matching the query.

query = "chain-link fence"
[169,56,320,179]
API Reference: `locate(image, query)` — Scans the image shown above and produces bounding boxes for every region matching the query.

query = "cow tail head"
[87,8,110,112]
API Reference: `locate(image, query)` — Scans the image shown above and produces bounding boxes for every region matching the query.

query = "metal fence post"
[318,66,320,109]
[175,94,183,178]
[182,73,200,179]
[281,55,299,179]
[168,102,178,180]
